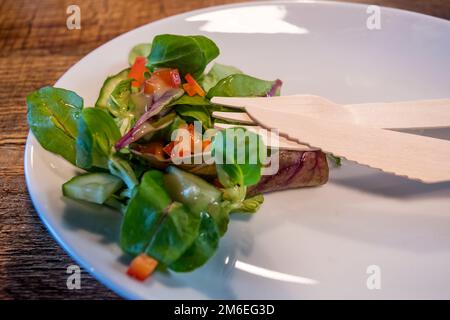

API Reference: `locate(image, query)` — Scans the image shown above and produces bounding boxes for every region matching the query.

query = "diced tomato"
[138,141,166,159]
[163,140,188,158]
[184,73,206,97]
[127,254,158,281]
[162,123,209,158]
[202,139,211,151]
[187,123,195,149]
[143,81,155,94]
[144,68,181,95]
[144,76,168,95]
[153,68,181,88]
[162,141,176,157]
[128,56,149,88]
[162,123,198,158]
[189,123,206,153]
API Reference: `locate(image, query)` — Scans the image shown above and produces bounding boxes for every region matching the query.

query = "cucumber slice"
[95,68,130,110]
[62,173,123,204]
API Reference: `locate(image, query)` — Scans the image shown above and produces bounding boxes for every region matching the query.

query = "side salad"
[26,34,288,281]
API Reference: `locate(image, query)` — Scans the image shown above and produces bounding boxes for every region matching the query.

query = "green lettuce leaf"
[26,87,83,165]
[170,94,210,107]
[201,63,243,92]
[164,167,229,269]
[76,108,121,169]
[175,105,212,128]
[230,193,264,214]
[213,127,266,187]
[107,78,137,135]
[128,43,152,66]
[207,74,276,98]
[120,170,201,265]
[169,212,219,272]
[148,34,219,78]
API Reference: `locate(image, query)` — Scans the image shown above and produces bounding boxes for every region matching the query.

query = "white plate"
[25,1,450,299]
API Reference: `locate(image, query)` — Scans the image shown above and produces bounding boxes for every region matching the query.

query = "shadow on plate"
[331,166,450,199]
[62,198,121,245]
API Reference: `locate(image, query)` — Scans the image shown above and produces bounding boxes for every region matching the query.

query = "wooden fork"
[211,95,450,183]
[212,95,450,129]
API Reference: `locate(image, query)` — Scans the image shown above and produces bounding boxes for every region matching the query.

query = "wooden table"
[0,0,448,300]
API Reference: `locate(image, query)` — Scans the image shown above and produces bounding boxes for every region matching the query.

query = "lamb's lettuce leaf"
[120,170,201,265]
[169,93,237,114]
[128,43,152,66]
[120,170,172,256]
[109,79,137,134]
[26,87,83,165]
[76,108,138,189]
[228,193,264,214]
[213,127,265,187]
[170,94,210,107]
[175,105,212,128]
[108,154,139,190]
[148,34,219,78]
[76,108,121,169]
[190,35,219,65]
[201,63,243,92]
[207,74,277,98]
[327,154,342,167]
[146,201,201,265]
[163,167,228,268]
[213,127,266,214]
[169,212,219,272]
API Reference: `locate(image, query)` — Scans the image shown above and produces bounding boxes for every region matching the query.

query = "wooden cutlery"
[211,95,450,183]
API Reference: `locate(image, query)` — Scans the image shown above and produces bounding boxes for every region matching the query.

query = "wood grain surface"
[0,0,448,300]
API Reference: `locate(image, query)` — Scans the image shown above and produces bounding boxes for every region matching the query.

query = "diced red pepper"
[182,83,197,97]
[127,254,158,281]
[128,56,149,88]
[183,73,206,97]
